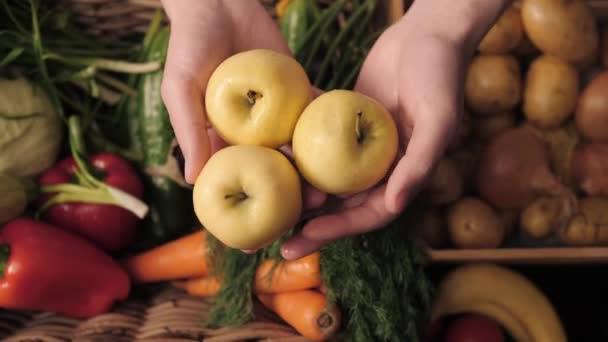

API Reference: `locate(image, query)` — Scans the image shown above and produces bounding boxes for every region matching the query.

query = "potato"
[474,112,516,141]
[447,197,505,249]
[478,6,524,54]
[530,123,580,185]
[576,71,608,142]
[523,55,579,129]
[425,158,464,205]
[580,196,608,226]
[560,214,597,246]
[521,0,599,66]
[415,208,448,249]
[520,194,577,240]
[559,196,608,246]
[465,55,522,115]
[572,143,608,196]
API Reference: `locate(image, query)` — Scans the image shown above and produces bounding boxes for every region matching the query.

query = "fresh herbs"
[0,0,158,126]
[320,206,434,342]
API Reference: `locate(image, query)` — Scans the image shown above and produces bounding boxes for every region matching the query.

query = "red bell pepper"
[0,217,130,318]
[36,116,148,252]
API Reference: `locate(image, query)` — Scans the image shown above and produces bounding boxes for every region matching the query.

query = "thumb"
[384,114,458,214]
[161,23,231,184]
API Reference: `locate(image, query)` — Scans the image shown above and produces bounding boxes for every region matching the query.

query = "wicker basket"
[0,286,312,342]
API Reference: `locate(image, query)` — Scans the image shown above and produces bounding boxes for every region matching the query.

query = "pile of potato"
[416,0,608,250]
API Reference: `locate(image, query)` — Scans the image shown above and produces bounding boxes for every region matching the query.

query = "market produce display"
[416,0,608,251]
[0,1,433,341]
[1,0,606,341]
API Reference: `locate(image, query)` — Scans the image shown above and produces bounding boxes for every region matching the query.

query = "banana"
[431,263,566,342]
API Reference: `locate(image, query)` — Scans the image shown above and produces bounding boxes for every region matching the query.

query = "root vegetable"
[520,194,577,240]
[521,0,599,66]
[529,123,580,186]
[254,252,322,294]
[580,196,608,225]
[447,197,505,249]
[256,290,341,342]
[478,6,523,54]
[571,143,608,196]
[425,158,464,205]
[560,215,597,246]
[465,55,522,115]
[122,230,210,283]
[523,55,579,129]
[476,126,565,209]
[414,208,448,249]
[173,276,221,297]
[474,112,516,141]
[575,71,608,142]
[560,197,608,246]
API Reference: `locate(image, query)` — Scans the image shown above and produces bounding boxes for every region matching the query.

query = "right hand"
[160,0,292,184]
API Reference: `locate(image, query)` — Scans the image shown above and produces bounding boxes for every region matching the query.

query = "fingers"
[161,9,232,184]
[302,183,327,211]
[281,186,395,260]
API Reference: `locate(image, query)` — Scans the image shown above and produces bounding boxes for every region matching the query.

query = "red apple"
[444,314,505,342]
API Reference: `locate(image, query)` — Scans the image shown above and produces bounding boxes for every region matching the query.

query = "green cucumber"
[135,26,195,244]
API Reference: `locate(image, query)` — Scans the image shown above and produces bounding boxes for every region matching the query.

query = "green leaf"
[0,47,24,67]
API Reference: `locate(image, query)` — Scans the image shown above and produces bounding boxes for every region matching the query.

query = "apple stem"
[355,111,365,144]
[247,90,262,106]
[225,191,248,202]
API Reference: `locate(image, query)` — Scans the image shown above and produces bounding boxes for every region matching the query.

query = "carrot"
[254,252,322,294]
[275,0,292,18]
[122,230,210,283]
[256,290,341,342]
[173,275,222,297]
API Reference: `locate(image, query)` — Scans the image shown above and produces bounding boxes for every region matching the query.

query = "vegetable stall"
[0,0,608,341]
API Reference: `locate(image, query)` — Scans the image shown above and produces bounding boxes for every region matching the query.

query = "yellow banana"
[431,263,566,342]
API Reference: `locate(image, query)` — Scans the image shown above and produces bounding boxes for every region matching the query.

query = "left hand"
[280,14,471,260]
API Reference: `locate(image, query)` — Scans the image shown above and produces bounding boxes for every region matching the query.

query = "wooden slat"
[426,247,608,265]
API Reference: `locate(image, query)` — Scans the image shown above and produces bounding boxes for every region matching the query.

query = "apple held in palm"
[204,49,312,148]
[193,145,302,250]
[292,89,399,195]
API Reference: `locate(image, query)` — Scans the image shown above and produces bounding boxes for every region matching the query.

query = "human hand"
[160,0,327,253]
[160,0,292,184]
[280,0,514,260]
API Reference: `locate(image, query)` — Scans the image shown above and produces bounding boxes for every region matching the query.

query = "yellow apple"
[292,89,399,195]
[205,49,312,148]
[192,145,302,250]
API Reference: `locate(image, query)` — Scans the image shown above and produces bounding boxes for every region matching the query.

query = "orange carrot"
[122,230,210,283]
[257,290,341,342]
[173,276,222,297]
[275,0,292,18]
[254,252,322,294]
